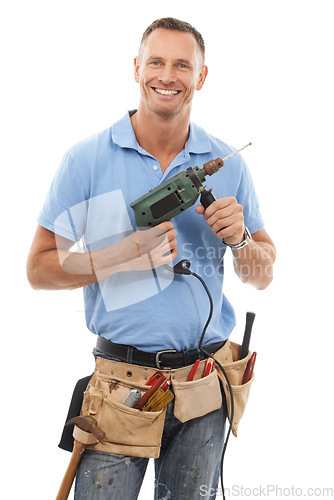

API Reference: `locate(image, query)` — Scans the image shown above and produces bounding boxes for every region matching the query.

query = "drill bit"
[221,142,252,162]
[202,142,252,176]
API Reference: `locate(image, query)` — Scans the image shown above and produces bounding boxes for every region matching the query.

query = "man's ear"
[196,65,208,91]
[134,57,140,83]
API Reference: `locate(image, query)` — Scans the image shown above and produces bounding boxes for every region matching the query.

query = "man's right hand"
[112,222,178,272]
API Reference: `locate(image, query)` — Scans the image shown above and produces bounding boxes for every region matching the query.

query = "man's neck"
[130,105,191,173]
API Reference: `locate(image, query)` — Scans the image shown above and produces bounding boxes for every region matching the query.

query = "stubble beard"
[143,83,193,121]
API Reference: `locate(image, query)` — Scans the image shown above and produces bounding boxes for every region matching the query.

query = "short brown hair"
[138,17,205,64]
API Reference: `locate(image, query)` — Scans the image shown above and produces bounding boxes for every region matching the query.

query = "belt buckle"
[155,349,177,369]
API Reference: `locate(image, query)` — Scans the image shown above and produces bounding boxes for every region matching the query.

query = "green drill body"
[130,166,206,228]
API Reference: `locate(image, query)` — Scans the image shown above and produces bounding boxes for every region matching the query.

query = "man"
[27,18,275,500]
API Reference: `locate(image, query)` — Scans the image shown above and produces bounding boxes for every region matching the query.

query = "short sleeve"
[37,151,88,242]
[236,159,265,234]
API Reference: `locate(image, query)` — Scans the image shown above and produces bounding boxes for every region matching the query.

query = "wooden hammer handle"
[56,439,86,500]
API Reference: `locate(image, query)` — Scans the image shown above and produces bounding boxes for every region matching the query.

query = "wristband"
[89,252,95,273]
[134,232,141,257]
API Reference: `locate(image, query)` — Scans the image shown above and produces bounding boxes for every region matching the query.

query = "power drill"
[130,143,251,228]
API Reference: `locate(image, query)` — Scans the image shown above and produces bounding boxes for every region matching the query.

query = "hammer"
[56,415,106,500]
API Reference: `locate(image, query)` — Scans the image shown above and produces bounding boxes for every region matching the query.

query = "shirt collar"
[111,111,212,155]
[186,121,212,154]
[111,110,139,150]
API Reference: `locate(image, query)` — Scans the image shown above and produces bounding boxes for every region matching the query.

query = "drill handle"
[200,188,216,209]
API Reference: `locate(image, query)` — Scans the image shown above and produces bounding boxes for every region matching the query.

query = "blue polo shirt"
[38,111,264,352]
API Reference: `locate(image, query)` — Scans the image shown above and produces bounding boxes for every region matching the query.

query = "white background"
[1,0,333,498]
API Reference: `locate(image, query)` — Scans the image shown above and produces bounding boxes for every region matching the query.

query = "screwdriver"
[142,380,174,411]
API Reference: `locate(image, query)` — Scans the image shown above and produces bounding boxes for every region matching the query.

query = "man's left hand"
[196,197,245,246]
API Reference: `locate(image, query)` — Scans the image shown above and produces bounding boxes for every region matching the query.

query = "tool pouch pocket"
[214,340,254,437]
[80,360,166,459]
[172,369,222,423]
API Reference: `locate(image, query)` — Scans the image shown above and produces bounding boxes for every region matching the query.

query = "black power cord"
[165,260,235,500]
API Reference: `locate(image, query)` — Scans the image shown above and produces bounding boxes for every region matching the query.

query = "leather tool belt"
[77,339,254,458]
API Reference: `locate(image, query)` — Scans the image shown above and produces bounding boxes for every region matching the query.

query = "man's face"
[134,29,208,119]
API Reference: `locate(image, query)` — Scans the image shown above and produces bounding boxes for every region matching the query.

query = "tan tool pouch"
[80,357,167,459]
[213,339,254,437]
[172,364,222,423]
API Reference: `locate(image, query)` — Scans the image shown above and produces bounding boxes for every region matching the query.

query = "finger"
[202,197,235,220]
[165,228,177,242]
[161,247,178,263]
[217,222,244,240]
[196,205,205,215]
[136,226,174,252]
[155,229,177,249]
[210,212,243,234]
[144,223,176,246]
[207,202,243,230]
[164,237,178,253]
[205,206,237,227]
[149,245,178,268]
[149,231,177,253]
[155,221,175,234]
[151,237,177,257]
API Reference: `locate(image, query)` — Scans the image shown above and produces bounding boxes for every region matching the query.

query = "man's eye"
[150,61,161,66]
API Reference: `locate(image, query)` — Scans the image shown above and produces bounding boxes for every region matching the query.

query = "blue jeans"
[74,396,226,499]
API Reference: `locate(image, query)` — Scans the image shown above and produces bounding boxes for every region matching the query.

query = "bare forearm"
[27,222,178,291]
[232,240,276,290]
[28,241,136,290]
[27,249,99,290]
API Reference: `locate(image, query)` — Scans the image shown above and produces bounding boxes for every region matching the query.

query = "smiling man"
[27,17,275,500]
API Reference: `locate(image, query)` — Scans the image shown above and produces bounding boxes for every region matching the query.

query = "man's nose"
[157,64,176,84]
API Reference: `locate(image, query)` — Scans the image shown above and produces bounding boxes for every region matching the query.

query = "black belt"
[95,336,226,369]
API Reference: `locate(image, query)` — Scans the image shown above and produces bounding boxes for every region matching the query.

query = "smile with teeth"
[153,88,180,96]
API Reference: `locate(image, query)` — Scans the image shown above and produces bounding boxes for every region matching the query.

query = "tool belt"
[78,339,254,458]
